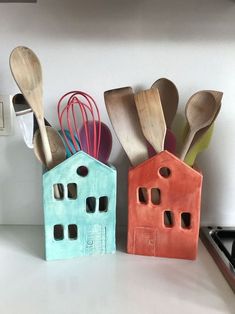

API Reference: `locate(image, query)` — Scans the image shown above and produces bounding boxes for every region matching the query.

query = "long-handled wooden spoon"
[134,88,166,153]
[184,90,223,149]
[104,87,148,167]
[184,90,222,166]
[33,125,66,167]
[151,78,178,154]
[184,124,214,166]
[151,77,179,128]
[9,46,53,169]
[179,91,218,161]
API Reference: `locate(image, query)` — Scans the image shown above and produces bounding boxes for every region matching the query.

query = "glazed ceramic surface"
[127,150,203,260]
[43,151,116,260]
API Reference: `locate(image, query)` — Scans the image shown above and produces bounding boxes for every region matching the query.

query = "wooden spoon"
[187,90,223,148]
[179,91,218,160]
[134,88,166,153]
[34,126,66,199]
[33,126,66,169]
[151,77,179,128]
[184,124,214,166]
[104,87,148,167]
[151,78,178,155]
[183,90,222,165]
[9,46,53,169]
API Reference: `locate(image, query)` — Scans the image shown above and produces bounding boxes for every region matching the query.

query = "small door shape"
[134,227,156,256]
[85,224,106,255]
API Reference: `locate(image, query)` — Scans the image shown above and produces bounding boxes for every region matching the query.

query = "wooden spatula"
[104,87,148,167]
[134,88,166,153]
[135,88,171,223]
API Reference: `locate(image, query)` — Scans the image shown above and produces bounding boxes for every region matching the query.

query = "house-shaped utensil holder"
[127,150,203,260]
[43,151,116,261]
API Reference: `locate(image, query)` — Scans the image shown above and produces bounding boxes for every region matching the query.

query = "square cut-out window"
[53,184,64,200]
[138,187,148,204]
[99,196,108,212]
[68,183,77,199]
[181,212,191,229]
[164,211,174,228]
[54,224,64,240]
[151,188,161,205]
[68,224,78,240]
[86,197,96,213]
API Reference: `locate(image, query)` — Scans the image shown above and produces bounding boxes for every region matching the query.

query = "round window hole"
[159,167,171,178]
[77,166,89,177]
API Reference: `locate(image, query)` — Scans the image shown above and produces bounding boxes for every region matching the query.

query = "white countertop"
[0,225,234,314]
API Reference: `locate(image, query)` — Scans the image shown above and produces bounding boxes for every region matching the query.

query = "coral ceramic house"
[127,150,203,260]
[43,151,116,261]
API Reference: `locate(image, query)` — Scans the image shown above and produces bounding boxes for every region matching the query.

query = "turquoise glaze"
[58,129,80,158]
[43,151,116,261]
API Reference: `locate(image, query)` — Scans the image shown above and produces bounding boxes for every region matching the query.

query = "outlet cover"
[0,95,14,136]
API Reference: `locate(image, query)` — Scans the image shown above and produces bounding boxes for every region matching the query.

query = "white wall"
[0,0,235,226]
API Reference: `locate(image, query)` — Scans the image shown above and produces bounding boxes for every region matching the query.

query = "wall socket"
[0,95,14,136]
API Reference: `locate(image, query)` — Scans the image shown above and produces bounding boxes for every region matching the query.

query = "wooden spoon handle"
[37,117,53,169]
[179,130,196,161]
[54,184,61,199]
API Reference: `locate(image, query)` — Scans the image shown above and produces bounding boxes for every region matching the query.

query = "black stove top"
[200,226,235,293]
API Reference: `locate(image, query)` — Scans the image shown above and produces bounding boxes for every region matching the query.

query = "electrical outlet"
[0,95,14,136]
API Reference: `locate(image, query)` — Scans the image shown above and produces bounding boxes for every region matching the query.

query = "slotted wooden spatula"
[134,88,167,153]
[104,87,148,167]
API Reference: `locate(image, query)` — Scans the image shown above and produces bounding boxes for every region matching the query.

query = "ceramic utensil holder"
[127,150,203,260]
[43,151,116,261]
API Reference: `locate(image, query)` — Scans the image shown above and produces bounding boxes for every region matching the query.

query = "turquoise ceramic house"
[43,151,116,261]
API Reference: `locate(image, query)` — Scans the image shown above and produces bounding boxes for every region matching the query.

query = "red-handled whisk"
[57,91,101,159]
